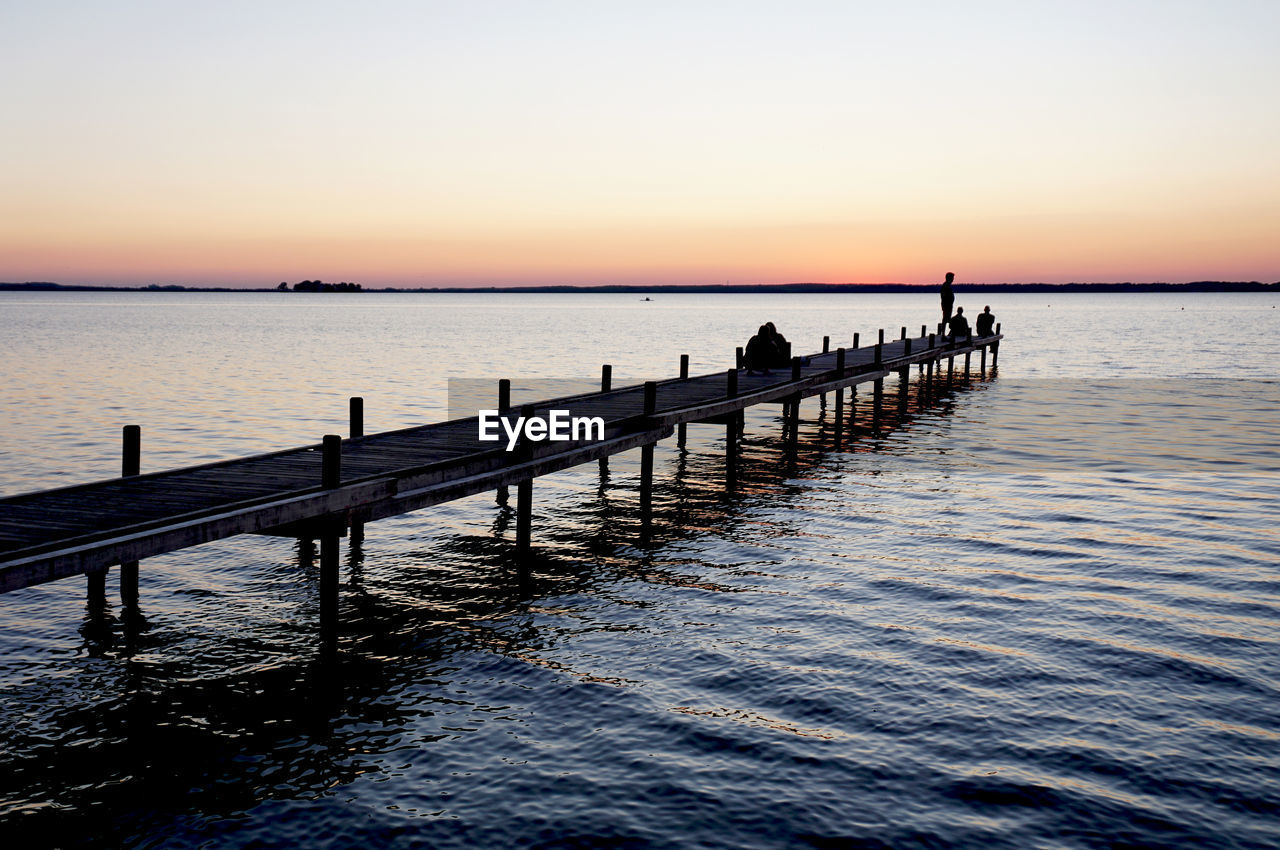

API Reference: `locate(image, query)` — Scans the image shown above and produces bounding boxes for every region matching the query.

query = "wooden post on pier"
[598,367,611,476]
[497,379,511,503]
[736,347,744,370]
[516,404,534,553]
[820,337,829,406]
[119,425,141,609]
[980,345,988,376]
[349,397,364,439]
[678,355,689,448]
[639,382,657,525]
[964,350,972,379]
[992,324,1001,369]
[853,333,860,349]
[347,398,366,543]
[878,328,885,346]
[786,357,802,445]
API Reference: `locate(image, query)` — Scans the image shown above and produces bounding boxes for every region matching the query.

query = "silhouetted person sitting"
[765,322,791,367]
[940,272,955,331]
[948,307,970,340]
[975,305,995,336]
[744,325,774,375]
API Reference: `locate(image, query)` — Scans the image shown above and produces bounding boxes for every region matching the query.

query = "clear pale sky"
[2,0,1278,288]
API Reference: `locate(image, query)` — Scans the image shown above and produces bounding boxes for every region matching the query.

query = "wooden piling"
[349,397,364,439]
[853,332,860,349]
[878,328,885,346]
[678,355,689,448]
[119,425,141,608]
[598,367,611,475]
[834,348,846,443]
[726,369,739,484]
[639,381,657,521]
[516,403,535,552]
[980,345,988,375]
[322,435,342,489]
[497,379,512,502]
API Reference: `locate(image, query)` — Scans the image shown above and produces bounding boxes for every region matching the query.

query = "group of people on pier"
[739,273,995,372]
[940,272,995,340]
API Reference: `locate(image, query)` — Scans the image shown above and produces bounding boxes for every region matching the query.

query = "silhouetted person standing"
[940,272,955,331]
[948,306,970,339]
[976,305,995,336]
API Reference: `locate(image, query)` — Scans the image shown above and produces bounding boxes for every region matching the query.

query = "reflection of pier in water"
[0,324,1000,648]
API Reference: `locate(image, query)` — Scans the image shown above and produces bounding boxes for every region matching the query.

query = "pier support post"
[820,336,829,406]
[834,348,846,446]
[349,397,364,439]
[980,345,987,376]
[598,366,612,476]
[639,382,657,524]
[347,399,366,541]
[786,357,802,446]
[516,404,535,553]
[119,424,141,609]
[947,356,955,382]
[497,379,511,503]
[678,355,689,448]
[319,434,342,646]
[852,333,860,350]
[725,369,739,487]
[878,329,885,346]
[964,351,972,379]
[992,325,1001,369]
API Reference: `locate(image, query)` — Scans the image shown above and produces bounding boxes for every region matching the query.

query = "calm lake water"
[1,291,1278,849]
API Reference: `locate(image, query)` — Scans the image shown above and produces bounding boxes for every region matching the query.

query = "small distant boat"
[641,297,653,301]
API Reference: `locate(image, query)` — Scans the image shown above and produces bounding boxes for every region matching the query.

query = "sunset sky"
[2,1,1278,288]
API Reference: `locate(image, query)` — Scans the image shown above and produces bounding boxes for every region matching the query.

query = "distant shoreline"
[3,280,1277,294]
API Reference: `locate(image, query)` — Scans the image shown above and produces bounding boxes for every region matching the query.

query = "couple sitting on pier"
[743,322,792,375]
[946,306,995,341]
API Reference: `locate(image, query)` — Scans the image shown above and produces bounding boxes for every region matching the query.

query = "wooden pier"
[0,326,1001,605]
